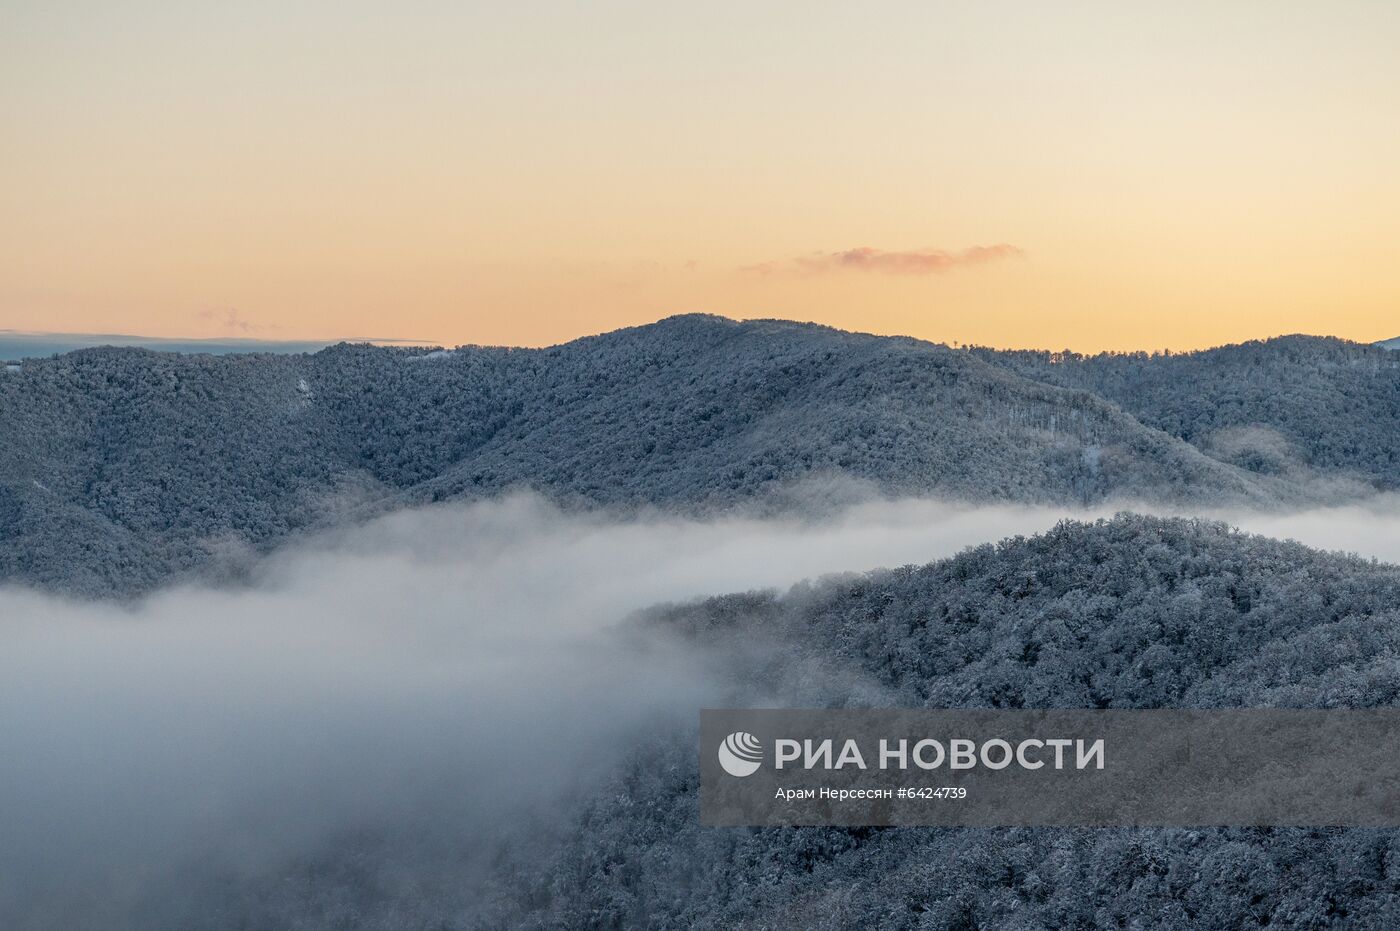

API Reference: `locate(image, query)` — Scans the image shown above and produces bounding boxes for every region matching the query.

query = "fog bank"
[3,492,1399,927]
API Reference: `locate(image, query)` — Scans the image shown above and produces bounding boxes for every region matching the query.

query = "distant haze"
[3,326,1397,361]
[0,331,426,360]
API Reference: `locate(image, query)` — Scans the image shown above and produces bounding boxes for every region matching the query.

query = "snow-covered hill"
[2,315,1395,595]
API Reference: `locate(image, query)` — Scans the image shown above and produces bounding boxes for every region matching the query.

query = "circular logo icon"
[718,731,763,777]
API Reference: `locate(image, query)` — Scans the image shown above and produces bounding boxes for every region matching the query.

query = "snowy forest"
[2,315,1395,596]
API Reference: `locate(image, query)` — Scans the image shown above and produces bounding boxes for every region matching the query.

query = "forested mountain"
[472,516,1400,930]
[123,516,1400,930]
[975,335,1400,491]
[1,315,1290,595]
[3,316,1396,596]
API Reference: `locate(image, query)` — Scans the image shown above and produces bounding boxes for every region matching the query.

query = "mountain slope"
[402,316,1272,507]
[977,335,1400,490]
[0,316,1280,595]
[472,515,1400,930]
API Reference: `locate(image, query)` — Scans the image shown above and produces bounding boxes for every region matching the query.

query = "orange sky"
[3,2,1398,351]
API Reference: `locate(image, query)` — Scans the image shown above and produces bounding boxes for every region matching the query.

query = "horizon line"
[1,318,1396,360]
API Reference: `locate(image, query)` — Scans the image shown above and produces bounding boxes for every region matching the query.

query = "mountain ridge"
[974,332,1400,490]
[2,315,1392,595]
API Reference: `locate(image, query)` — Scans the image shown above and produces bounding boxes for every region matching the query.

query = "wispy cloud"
[198,305,269,334]
[746,243,1024,276]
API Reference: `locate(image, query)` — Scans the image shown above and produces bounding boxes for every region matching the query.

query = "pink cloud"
[746,244,1024,276]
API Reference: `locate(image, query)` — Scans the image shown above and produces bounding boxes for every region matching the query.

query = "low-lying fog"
[3,492,1399,926]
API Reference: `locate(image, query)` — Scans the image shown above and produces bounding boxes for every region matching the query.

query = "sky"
[3,1,1398,352]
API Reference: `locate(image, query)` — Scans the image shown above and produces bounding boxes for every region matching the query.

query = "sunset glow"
[4,1,1398,350]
